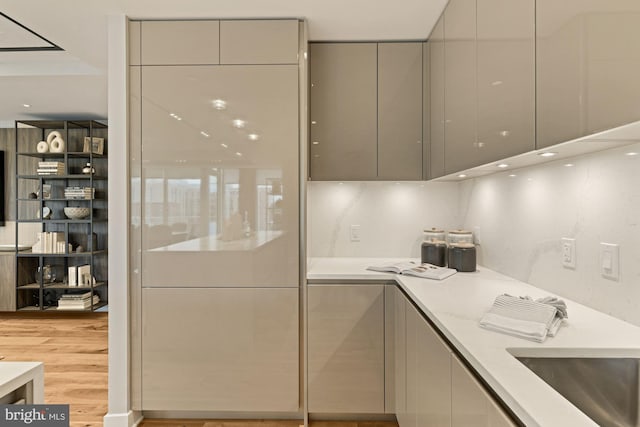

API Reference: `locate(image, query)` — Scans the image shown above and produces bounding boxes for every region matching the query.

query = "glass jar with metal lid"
[448,242,477,272]
[422,228,447,266]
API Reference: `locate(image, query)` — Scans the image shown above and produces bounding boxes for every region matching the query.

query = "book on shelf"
[59,291,93,300]
[57,294,100,310]
[366,261,457,280]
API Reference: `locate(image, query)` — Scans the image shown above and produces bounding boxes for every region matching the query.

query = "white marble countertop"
[0,362,44,403]
[307,257,640,427]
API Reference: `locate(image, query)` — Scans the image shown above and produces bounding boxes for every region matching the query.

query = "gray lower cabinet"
[308,284,385,413]
[536,0,640,149]
[377,43,423,180]
[452,356,517,427]
[141,287,299,411]
[394,286,409,425]
[309,43,378,180]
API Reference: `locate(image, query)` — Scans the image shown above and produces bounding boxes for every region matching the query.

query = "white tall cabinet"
[129,19,303,414]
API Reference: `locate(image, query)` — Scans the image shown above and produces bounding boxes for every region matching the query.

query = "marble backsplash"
[461,141,640,326]
[307,180,461,258]
[307,141,640,326]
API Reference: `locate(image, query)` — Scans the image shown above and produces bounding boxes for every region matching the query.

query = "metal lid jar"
[447,229,474,245]
[423,228,446,243]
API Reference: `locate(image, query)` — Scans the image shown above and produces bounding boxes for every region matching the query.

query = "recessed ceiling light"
[212,99,227,110]
[220,143,228,148]
[235,152,243,157]
[508,174,517,177]
[564,163,574,167]
[457,174,467,178]
[311,121,317,125]
[22,104,31,108]
[497,163,509,168]
[499,130,510,137]
[200,131,210,137]
[232,119,246,129]
[248,134,260,141]
[491,81,503,86]
[625,152,638,156]
[312,141,320,145]
[538,152,557,157]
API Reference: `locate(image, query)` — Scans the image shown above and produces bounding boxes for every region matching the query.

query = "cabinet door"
[429,14,446,179]
[422,41,431,180]
[477,0,535,162]
[140,64,299,288]
[452,355,517,427]
[141,288,299,411]
[415,308,452,427]
[444,0,478,174]
[308,284,385,413]
[536,0,640,149]
[377,43,423,180]
[395,287,410,426]
[220,20,299,65]
[385,285,396,413]
[309,43,378,180]
[404,303,418,427]
[141,21,220,65]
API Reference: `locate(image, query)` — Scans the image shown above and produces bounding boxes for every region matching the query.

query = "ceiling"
[0,0,448,125]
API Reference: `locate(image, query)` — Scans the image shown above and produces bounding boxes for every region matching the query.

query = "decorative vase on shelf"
[82,163,95,175]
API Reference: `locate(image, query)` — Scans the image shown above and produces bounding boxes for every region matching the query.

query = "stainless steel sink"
[516,355,640,427]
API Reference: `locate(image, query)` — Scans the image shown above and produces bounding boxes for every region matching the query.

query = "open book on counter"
[366,261,457,281]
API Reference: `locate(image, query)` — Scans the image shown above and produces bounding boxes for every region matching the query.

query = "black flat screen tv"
[0,150,4,226]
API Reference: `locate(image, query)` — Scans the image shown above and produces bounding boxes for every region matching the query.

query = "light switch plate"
[561,238,576,269]
[600,242,619,281]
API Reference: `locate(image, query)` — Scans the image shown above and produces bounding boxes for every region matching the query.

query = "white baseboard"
[103,410,143,427]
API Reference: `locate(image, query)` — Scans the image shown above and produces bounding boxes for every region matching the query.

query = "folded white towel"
[479,294,567,342]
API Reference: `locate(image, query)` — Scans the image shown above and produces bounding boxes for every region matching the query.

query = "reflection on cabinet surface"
[308,284,385,413]
[476,0,535,163]
[141,287,299,411]
[378,43,423,180]
[452,356,517,427]
[536,0,640,149]
[309,43,378,181]
[139,64,299,288]
[443,0,478,174]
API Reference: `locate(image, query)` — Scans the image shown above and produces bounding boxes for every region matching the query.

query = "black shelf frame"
[14,120,108,312]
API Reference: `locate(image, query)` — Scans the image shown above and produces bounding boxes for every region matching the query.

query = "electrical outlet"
[350,225,361,242]
[561,238,576,269]
[600,243,619,281]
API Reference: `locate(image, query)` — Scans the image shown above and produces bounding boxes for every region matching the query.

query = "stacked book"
[37,161,65,176]
[64,186,94,200]
[57,292,100,310]
[31,232,71,254]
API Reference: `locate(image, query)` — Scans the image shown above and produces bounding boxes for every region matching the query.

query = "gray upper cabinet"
[443,0,478,174]
[536,0,640,149]
[378,43,423,180]
[422,42,431,180]
[220,20,299,64]
[309,43,378,180]
[429,15,446,179]
[141,20,220,65]
[129,21,141,66]
[476,0,535,162]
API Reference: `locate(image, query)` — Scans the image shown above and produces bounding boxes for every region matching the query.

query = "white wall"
[307,181,461,258]
[461,142,640,326]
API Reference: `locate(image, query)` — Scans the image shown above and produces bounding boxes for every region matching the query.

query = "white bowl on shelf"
[64,207,91,220]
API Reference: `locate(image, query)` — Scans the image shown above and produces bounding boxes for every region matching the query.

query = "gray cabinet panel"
[309,43,378,180]
[422,42,431,180]
[477,0,535,162]
[141,20,220,65]
[536,1,640,148]
[385,284,396,413]
[444,0,478,174]
[129,21,141,66]
[394,286,409,425]
[220,20,299,64]
[429,15,446,179]
[378,43,423,180]
[141,287,299,411]
[308,284,385,413]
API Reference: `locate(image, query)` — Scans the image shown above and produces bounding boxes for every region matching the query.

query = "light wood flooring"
[0,313,397,427]
[0,312,108,427]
